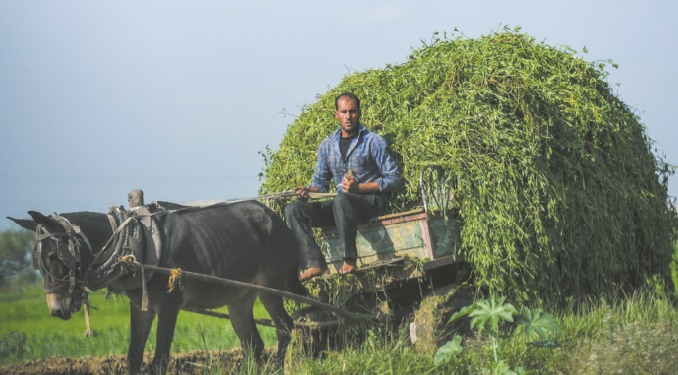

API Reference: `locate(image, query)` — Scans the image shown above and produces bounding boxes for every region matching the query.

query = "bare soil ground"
[0,348,278,375]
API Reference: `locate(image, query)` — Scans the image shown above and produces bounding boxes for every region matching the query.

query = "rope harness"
[167,268,183,293]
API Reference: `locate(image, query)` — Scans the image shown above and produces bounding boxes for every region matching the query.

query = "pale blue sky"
[1,1,676,229]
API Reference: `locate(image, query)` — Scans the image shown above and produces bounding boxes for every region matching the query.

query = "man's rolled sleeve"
[372,137,401,192]
[309,141,332,193]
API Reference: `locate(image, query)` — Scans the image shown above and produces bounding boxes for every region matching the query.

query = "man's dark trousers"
[284,192,385,269]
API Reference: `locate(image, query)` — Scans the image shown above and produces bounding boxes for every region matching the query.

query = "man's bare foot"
[299,267,329,282]
[338,261,357,275]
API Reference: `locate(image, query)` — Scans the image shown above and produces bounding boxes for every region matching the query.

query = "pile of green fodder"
[259,29,677,303]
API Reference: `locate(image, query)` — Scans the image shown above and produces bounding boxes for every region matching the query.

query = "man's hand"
[294,185,310,202]
[342,172,359,193]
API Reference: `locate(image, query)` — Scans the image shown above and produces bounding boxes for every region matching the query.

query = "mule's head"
[8,211,90,320]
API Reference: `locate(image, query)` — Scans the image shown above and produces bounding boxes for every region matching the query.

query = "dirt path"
[0,348,278,375]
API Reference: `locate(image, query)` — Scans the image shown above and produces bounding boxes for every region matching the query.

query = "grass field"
[1,242,677,373]
[0,285,276,365]
[3,281,678,374]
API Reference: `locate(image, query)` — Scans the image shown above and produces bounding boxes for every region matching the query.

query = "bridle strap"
[34,225,70,293]
[33,218,87,295]
[35,231,68,242]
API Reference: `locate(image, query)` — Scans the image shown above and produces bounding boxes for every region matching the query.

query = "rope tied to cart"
[168,268,183,293]
[115,256,369,324]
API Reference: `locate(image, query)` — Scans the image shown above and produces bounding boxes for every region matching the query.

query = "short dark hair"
[335,92,361,110]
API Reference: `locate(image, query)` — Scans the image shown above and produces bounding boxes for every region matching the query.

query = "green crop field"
[0,285,276,365]
[1,242,677,374]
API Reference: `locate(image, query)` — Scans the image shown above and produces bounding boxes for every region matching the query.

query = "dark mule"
[9,201,303,374]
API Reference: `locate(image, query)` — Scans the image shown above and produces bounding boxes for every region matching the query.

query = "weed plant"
[281,290,678,375]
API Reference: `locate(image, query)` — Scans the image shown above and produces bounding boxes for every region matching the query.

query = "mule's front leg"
[150,293,182,374]
[127,303,155,375]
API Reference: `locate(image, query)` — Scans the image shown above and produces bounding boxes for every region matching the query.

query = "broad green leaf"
[447,303,475,324]
[515,307,559,340]
[468,296,516,335]
[490,360,515,375]
[490,361,525,375]
[434,335,463,365]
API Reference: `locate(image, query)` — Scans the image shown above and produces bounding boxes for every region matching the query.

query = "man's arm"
[370,136,401,192]
[308,139,333,193]
[295,138,332,200]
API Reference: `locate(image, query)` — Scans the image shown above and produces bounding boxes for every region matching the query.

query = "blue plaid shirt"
[310,125,401,193]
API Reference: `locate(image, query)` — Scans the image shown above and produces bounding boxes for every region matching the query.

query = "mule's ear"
[7,216,38,231]
[27,211,52,225]
[28,211,64,233]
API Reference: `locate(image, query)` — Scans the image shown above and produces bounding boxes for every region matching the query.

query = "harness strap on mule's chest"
[86,208,154,292]
[106,214,118,233]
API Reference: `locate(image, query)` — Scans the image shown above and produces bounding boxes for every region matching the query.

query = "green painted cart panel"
[319,210,461,273]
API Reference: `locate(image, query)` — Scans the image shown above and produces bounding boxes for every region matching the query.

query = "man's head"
[335,92,360,111]
[127,189,144,208]
[334,92,361,137]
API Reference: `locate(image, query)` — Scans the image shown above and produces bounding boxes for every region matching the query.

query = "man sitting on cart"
[285,92,401,281]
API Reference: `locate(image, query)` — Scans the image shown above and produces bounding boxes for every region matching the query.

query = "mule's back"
[158,201,299,297]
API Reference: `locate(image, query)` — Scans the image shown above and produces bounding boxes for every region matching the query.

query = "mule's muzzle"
[51,308,72,320]
[46,293,79,320]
